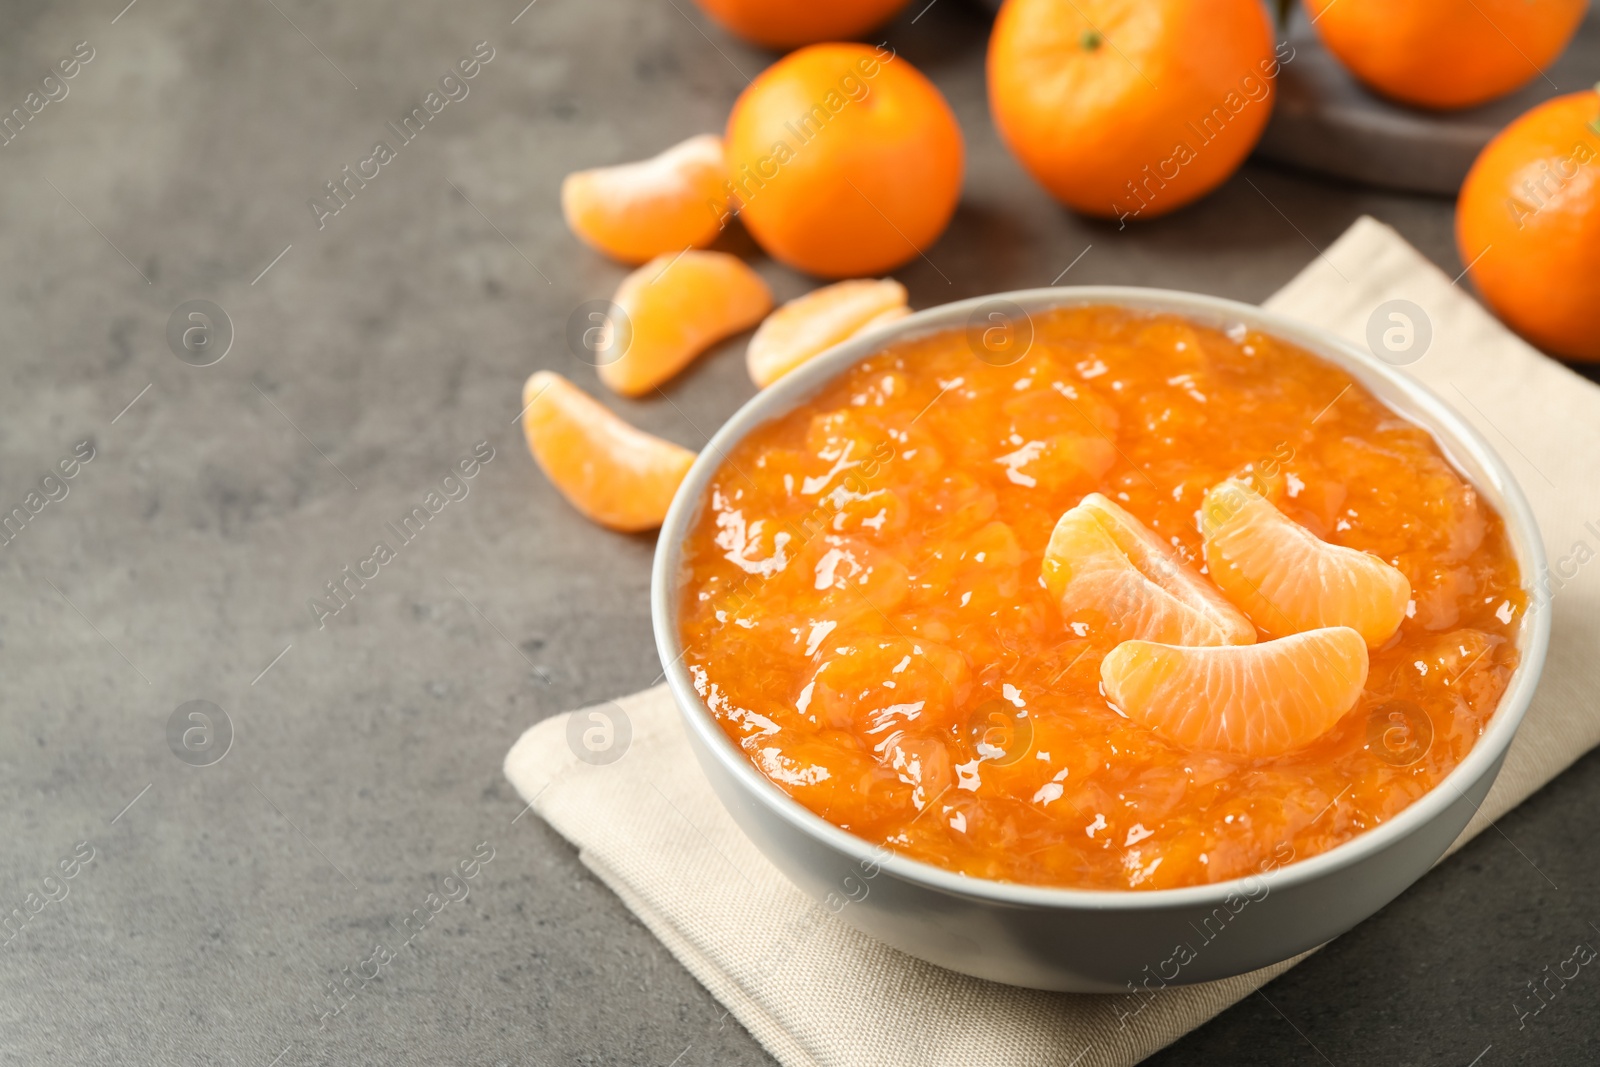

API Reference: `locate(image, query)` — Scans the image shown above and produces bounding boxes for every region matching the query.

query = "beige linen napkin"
[505,217,1600,1067]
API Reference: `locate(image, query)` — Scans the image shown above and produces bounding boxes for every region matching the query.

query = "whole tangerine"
[692,0,912,50]
[1457,88,1600,361]
[724,43,964,278]
[1306,0,1589,110]
[988,0,1280,222]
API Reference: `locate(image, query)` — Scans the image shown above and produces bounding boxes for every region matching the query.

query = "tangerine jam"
[675,306,1525,890]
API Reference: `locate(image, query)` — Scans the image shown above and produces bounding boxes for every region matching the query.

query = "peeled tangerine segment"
[1102,627,1370,758]
[602,250,773,397]
[1042,493,1256,646]
[858,303,912,331]
[1201,477,1411,648]
[746,278,910,387]
[561,134,729,264]
[521,371,695,532]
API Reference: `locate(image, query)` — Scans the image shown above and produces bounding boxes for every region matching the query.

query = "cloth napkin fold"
[505,217,1600,1067]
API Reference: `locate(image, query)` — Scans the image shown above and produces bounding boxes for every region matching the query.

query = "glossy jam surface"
[676,307,1524,890]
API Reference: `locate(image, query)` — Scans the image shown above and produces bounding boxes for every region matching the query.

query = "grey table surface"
[1,0,1596,1064]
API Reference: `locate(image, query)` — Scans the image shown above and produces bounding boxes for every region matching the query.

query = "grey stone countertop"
[0,0,1594,1064]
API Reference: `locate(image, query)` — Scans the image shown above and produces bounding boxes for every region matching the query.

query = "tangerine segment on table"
[561,134,729,264]
[601,250,772,397]
[521,371,694,532]
[747,278,909,387]
[1201,477,1411,648]
[1043,492,1256,647]
[1305,0,1589,110]
[676,306,1524,890]
[1102,628,1369,759]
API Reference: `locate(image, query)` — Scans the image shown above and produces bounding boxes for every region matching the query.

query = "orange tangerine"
[1042,493,1256,646]
[988,0,1278,220]
[561,134,729,264]
[520,371,695,532]
[1201,478,1411,647]
[1305,0,1588,111]
[1456,88,1600,361]
[601,250,773,397]
[692,0,913,50]
[725,43,964,278]
[746,278,909,387]
[1102,627,1370,757]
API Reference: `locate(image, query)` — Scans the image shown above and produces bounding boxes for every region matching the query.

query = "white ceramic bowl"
[650,287,1549,993]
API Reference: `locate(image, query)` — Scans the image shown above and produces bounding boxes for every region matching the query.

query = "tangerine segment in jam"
[675,306,1524,891]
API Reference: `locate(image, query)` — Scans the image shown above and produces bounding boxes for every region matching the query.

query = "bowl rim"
[650,285,1551,911]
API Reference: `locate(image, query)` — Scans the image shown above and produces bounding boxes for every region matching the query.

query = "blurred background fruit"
[725,42,964,278]
[1305,0,1589,110]
[691,0,913,49]
[561,134,728,264]
[988,0,1278,220]
[550,1,1600,384]
[1457,87,1600,361]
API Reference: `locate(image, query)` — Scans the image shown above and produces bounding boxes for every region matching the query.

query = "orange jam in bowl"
[675,306,1525,891]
